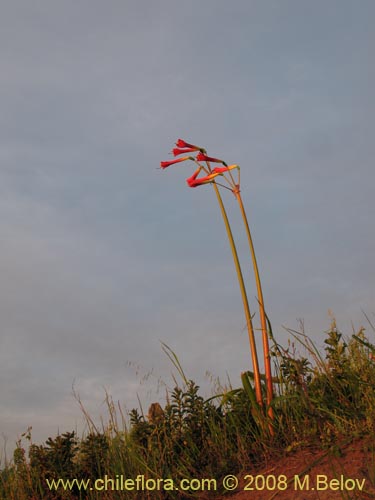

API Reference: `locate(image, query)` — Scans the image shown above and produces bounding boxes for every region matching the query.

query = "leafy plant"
[2,321,375,499]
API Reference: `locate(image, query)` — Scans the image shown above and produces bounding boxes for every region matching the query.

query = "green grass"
[1,319,375,499]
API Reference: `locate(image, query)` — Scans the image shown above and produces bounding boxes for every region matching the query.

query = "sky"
[1,0,374,459]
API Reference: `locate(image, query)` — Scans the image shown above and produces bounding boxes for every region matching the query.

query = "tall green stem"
[211,183,263,407]
[234,190,274,418]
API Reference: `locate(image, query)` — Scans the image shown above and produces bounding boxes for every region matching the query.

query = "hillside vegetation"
[1,320,375,499]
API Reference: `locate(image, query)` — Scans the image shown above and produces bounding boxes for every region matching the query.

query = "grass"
[1,319,375,499]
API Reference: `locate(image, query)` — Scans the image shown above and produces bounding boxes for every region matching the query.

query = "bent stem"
[211,182,263,407]
[233,189,274,420]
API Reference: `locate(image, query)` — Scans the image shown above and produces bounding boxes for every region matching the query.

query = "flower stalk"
[211,181,263,406]
[233,188,274,419]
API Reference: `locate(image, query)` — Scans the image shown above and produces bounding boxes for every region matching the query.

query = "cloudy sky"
[1,0,374,457]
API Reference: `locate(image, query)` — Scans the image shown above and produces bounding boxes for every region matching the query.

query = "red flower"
[196,152,227,165]
[175,139,202,150]
[186,167,220,188]
[172,147,201,157]
[160,156,192,169]
[186,164,240,188]
[212,165,239,174]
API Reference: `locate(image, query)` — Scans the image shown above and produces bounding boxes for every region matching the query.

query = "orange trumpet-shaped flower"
[172,147,201,157]
[186,168,219,188]
[160,156,192,169]
[196,152,227,165]
[212,165,239,174]
[175,139,204,151]
[186,165,239,188]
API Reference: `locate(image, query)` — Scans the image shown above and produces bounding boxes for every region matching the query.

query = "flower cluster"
[160,139,239,189]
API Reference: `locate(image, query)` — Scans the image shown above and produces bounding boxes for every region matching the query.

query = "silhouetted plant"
[79,433,110,478]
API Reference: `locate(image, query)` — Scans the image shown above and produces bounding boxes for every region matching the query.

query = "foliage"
[1,321,375,499]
